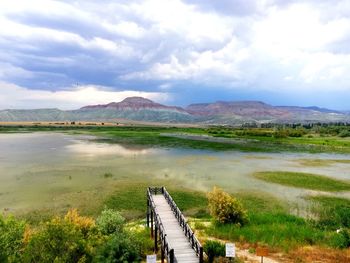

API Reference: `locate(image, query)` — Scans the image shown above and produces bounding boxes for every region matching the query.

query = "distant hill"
[0,96,349,124]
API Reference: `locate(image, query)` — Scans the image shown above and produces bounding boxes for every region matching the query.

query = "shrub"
[24,218,89,262]
[96,209,125,235]
[23,210,102,263]
[65,209,96,236]
[207,187,248,225]
[0,214,26,262]
[203,240,225,263]
[129,229,154,257]
[93,232,141,263]
[339,130,350,138]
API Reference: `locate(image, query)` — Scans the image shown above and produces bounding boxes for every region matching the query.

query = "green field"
[253,171,350,192]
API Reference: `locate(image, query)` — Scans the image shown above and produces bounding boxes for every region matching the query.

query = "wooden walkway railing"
[147,187,203,263]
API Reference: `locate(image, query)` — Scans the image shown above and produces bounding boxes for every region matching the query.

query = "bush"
[93,233,141,263]
[96,209,125,235]
[23,210,102,263]
[129,229,153,257]
[339,130,350,137]
[207,187,248,225]
[0,215,26,262]
[203,240,225,263]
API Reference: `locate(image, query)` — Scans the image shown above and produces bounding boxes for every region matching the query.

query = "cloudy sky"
[0,0,350,110]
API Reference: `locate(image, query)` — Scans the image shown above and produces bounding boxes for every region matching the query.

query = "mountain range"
[0,97,349,125]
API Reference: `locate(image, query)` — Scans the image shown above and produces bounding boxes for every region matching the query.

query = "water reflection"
[66,139,158,157]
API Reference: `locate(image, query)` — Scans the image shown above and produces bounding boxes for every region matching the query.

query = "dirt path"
[237,248,281,263]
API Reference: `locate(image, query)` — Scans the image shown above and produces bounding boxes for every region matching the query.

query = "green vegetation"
[104,182,207,219]
[96,209,125,235]
[204,191,350,251]
[3,124,350,153]
[207,187,248,225]
[298,158,350,167]
[203,240,225,263]
[1,124,350,260]
[1,209,153,263]
[307,196,350,248]
[0,215,26,262]
[308,196,350,230]
[253,171,350,192]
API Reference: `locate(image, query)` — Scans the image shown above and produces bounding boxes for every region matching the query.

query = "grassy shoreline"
[253,171,350,192]
[2,124,350,153]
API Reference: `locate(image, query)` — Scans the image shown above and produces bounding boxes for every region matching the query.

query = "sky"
[0,0,350,110]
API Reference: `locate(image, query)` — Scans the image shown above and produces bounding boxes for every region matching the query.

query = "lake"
[0,132,349,215]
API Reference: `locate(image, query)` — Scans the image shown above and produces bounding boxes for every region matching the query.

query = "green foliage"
[96,209,125,235]
[253,171,350,192]
[203,240,225,263]
[129,228,153,257]
[207,187,248,225]
[309,196,350,230]
[93,233,141,263]
[23,210,101,263]
[0,214,26,263]
[206,212,326,251]
[328,230,350,249]
[338,129,350,137]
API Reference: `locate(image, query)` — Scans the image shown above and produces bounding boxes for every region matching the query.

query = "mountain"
[187,101,290,122]
[0,97,349,124]
[81,97,186,113]
[73,97,194,123]
[186,101,350,124]
[0,108,70,122]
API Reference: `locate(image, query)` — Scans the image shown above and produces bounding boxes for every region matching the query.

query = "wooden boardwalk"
[153,195,198,262]
[147,187,203,263]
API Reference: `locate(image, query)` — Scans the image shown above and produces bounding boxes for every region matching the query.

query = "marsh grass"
[204,192,345,251]
[298,159,350,167]
[253,171,350,192]
[104,181,207,220]
[307,195,350,229]
[4,125,350,153]
[103,172,114,178]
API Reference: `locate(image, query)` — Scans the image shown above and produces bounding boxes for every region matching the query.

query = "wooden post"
[199,246,203,263]
[169,249,174,263]
[154,226,158,252]
[146,198,150,228]
[151,210,154,238]
[161,248,165,263]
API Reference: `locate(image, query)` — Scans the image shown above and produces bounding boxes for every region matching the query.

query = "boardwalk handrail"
[147,187,174,263]
[148,186,204,263]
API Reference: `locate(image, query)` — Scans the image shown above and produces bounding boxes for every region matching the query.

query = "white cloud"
[0,82,170,110]
[121,1,350,92]
[0,0,350,106]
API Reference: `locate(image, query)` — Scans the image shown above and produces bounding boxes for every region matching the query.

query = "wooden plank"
[152,194,199,262]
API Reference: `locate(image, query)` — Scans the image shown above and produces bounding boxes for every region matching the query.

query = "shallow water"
[0,132,349,213]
